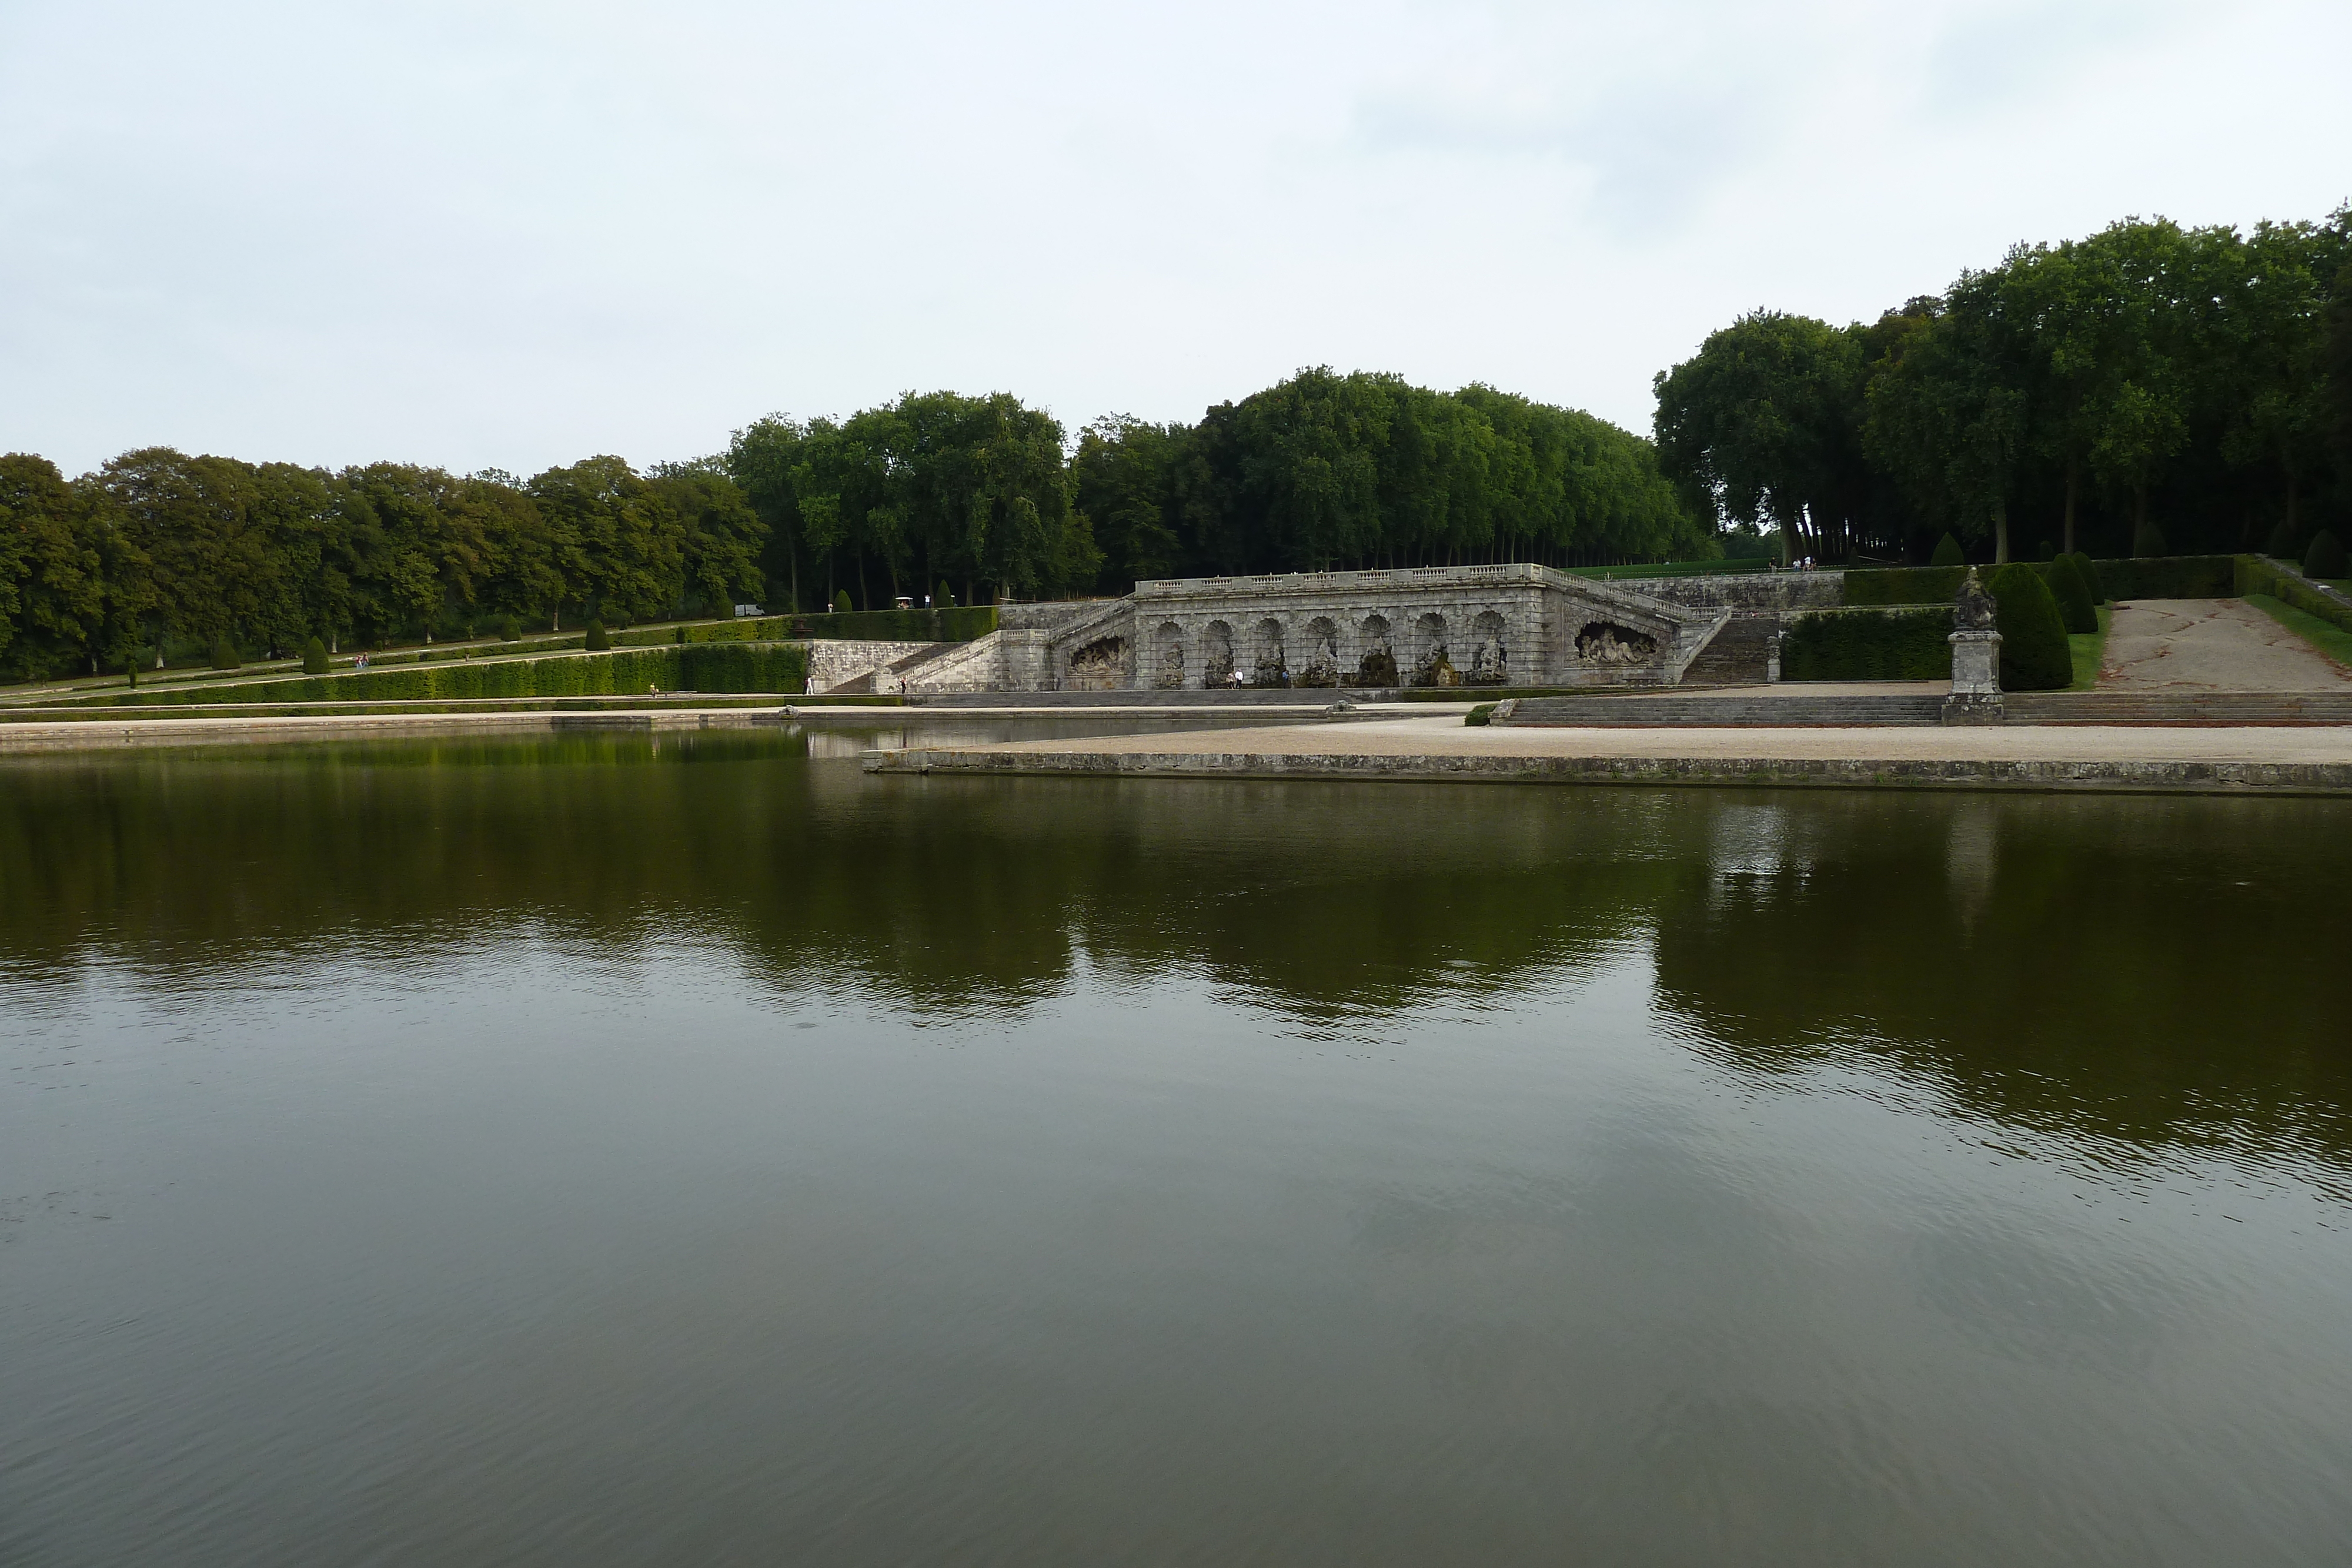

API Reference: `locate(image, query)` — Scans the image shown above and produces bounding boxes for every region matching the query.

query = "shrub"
[2045,556,2098,634]
[2070,552,2105,604]
[584,618,610,651]
[1984,563,2070,690]
[210,640,242,670]
[1464,703,1496,727]
[497,615,521,641]
[302,637,329,675]
[2087,555,2233,599]
[2306,530,2348,580]
[937,579,956,609]
[2267,519,2300,558]
[1780,607,1953,680]
[833,590,853,613]
[1930,533,1964,567]
[2132,516,2169,558]
[1842,565,1967,606]
[71,643,814,708]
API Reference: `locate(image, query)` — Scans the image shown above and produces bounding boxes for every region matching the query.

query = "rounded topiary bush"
[497,615,521,642]
[584,618,611,651]
[302,636,329,674]
[833,589,853,614]
[2046,556,2097,634]
[2132,516,2168,558]
[209,639,242,670]
[2306,530,2348,580]
[1930,533,1965,567]
[2070,551,2106,605]
[2267,519,2300,559]
[1984,563,2071,691]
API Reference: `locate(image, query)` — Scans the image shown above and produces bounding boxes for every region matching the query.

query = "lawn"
[2244,593,2352,670]
[2068,604,2112,691]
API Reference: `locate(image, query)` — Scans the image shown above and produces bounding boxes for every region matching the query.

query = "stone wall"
[1606,569,1847,611]
[804,640,938,694]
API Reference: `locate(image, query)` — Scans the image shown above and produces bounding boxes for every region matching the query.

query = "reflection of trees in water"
[5,739,2348,1161]
[1651,790,2352,1166]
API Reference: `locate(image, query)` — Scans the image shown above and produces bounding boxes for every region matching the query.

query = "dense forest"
[5,206,2347,681]
[1656,209,2352,564]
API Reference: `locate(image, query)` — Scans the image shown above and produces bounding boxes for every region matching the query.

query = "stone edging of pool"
[864,746,2352,795]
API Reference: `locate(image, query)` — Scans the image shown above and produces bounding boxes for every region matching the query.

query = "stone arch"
[1067,634,1130,691]
[1468,609,1509,686]
[1250,617,1287,687]
[1202,620,1237,687]
[1298,616,1341,687]
[1354,614,1398,687]
[1412,613,1458,687]
[1152,621,1187,688]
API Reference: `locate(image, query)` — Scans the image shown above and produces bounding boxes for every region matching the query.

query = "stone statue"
[1955,566,1995,631]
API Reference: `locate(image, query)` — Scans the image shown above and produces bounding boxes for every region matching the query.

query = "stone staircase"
[1676,613,1780,684]
[822,643,958,697]
[2003,691,2352,725]
[1497,691,1945,727]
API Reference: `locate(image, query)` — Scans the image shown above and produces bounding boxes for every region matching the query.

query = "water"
[4,727,2350,1566]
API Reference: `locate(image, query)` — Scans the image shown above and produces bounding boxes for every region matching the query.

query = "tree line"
[1655,208,2352,564]
[2,379,1696,682]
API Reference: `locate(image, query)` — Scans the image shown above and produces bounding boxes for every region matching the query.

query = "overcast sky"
[2,0,2346,478]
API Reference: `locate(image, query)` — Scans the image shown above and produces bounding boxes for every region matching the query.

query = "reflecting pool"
[4,728,2350,1566]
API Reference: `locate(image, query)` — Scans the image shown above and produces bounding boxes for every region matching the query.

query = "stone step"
[2006,691,2352,724]
[1678,613,1780,685]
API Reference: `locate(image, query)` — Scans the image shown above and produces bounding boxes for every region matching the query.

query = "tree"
[1865,274,2032,563]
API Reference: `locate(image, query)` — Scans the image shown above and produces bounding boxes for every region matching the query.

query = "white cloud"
[1,0,2344,476]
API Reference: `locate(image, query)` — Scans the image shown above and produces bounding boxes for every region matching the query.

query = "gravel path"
[2101,599,2352,691]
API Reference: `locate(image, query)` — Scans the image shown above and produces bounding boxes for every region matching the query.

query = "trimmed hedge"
[2084,554,2235,599]
[2235,556,2352,636]
[69,644,810,707]
[1930,533,1965,567]
[1983,563,2070,690]
[1780,606,1953,681]
[2047,556,2098,633]
[2069,551,2105,604]
[1842,565,1969,606]
[2308,530,2348,580]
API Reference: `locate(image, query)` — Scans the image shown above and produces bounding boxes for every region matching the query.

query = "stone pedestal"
[1942,627,2004,724]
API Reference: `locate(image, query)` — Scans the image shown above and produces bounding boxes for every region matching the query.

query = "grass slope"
[2243,594,2352,671]
[2068,605,2112,691]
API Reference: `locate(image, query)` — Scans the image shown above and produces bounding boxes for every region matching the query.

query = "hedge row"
[1569,558,1769,580]
[1840,566,1969,606]
[1780,606,1955,681]
[72,644,810,707]
[2236,557,2352,637]
[2081,554,2236,599]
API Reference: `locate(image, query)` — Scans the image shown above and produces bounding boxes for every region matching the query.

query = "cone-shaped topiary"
[497,615,520,641]
[833,589,853,614]
[584,618,610,651]
[2266,519,2300,559]
[1930,533,1965,567]
[1983,563,2071,691]
[2132,516,2168,558]
[302,636,329,674]
[2046,556,2097,634]
[2306,530,2348,580]
[937,579,956,609]
[2070,551,2105,605]
[210,639,242,670]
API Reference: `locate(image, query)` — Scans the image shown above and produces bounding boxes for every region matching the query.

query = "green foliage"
[780,606,997,643]
[2132,516,2169,557]
[832,589,852,614]
[2305,530,2347,578]
[2088,554,2235,598]
[937,579,955,609]
[2046,556,2099,633]
[2266,519,2300,557]
[75,644,811,707]
[1983,563,2071,690]
[1464,703,1496,727]
[584,618,610,651]
[1569,559,1766,580]
[2243,594,2352,667]
[302,637,328,674]
[1842,566,1968,606]
[209,638,242,670]
[1930,533,1965,567]
[2070,551,2106,604]
[2236,555,2352,635]
[497,615,520,641]
[1779,607,1953,680]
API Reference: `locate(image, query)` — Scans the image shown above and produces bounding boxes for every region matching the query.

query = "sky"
[2,0,2347,478]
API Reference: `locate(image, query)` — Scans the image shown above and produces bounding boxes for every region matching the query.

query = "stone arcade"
[878,564,1742,694]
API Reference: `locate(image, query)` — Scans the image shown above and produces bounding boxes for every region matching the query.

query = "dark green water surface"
[4,727,2350,1566]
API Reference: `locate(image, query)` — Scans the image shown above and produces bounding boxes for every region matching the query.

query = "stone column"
[1941,567,2004,725]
